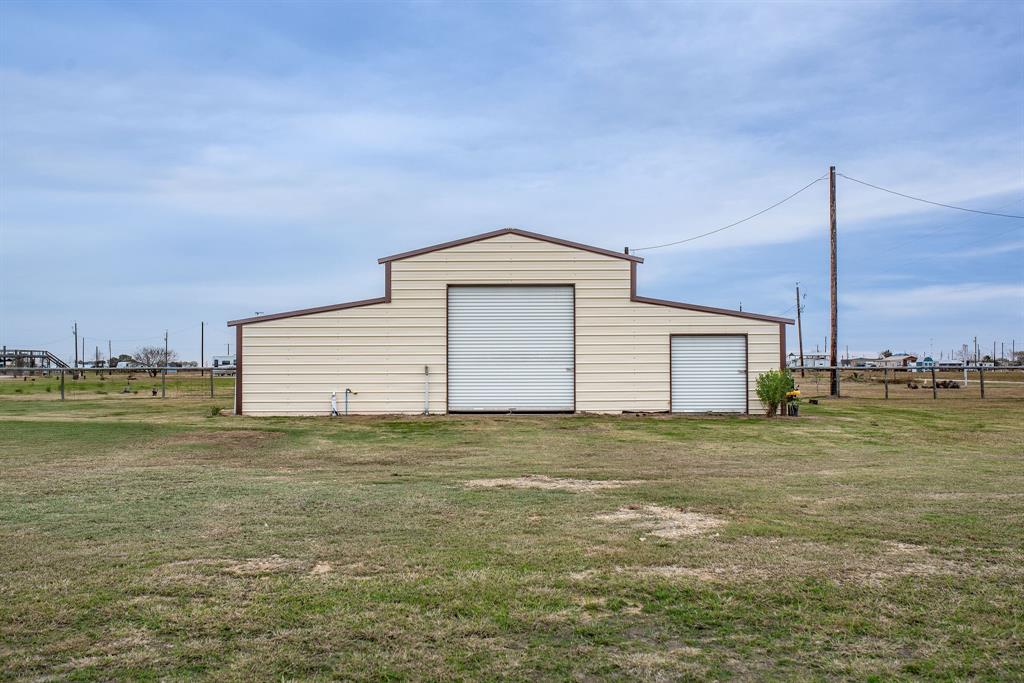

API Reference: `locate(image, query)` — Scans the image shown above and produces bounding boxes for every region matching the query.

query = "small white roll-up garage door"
[448,286,574,412]
[671,335,747,413]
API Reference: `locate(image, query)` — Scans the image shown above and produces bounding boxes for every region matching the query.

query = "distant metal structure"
[0,347,70,369]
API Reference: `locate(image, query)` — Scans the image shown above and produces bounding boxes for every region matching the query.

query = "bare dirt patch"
[596,505,725,538]
[223,555,301,576]
[464,474,641,493]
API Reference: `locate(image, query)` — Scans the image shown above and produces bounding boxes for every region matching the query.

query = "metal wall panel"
[671,335,747,413]
[448,286,574,412]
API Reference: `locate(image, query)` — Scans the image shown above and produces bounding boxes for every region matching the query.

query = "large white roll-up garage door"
[671,335,747,413]
[448,286,574,412]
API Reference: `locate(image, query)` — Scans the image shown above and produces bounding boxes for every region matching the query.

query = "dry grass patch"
[596,504,725,538]
[464,474,641,492]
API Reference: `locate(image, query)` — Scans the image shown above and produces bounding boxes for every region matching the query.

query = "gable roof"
[229,228,793,327]
[377,227,644,264]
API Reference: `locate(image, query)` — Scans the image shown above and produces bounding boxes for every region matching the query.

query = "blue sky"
[1,1,1021,364]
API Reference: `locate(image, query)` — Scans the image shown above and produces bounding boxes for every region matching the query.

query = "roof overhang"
[378,227,644,264]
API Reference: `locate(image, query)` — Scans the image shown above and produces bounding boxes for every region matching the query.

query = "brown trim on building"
[227,297,387,327]
[635,295,793,324]
[228,229,790,329]
[445,283,577,414]
[234,325,243,416]
[779,322,786,370]
[378,227,644,264]
[669,333,750,415]
[629,265,793,325]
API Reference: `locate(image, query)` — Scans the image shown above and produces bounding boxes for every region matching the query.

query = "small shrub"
[756,369,794,417]
[45,385,52,393]
[207,405,222,417]
[14,388,23,394]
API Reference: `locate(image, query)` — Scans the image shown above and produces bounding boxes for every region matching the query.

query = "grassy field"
[0,372,234,400]
[1,395,1022,680]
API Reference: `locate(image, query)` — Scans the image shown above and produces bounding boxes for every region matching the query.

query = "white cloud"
[844,283,1024,318]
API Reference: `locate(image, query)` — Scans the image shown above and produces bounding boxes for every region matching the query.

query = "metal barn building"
[228,229,792,415]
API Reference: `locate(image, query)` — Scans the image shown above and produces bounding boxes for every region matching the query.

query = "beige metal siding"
[240,233,782,415]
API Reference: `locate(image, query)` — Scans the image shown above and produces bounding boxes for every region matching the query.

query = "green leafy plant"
[756,369,794,417]
[207,405,223,417]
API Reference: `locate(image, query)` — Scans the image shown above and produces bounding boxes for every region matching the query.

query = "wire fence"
[789,366,1024,401]
[0,367,235,402]
[2,365,1020,409]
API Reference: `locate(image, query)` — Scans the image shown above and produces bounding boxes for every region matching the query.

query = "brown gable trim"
[227,229,790,328]
[234,324,243,415]
[227,297,387,327]
[629,263,794,325]
[779,322,787,368]
[377,227,644,264]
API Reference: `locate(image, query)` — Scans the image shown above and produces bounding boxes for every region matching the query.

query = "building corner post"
[234,325,243,416]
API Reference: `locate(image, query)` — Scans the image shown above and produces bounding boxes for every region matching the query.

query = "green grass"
[1,396,1022,680]
[0,373,234,398]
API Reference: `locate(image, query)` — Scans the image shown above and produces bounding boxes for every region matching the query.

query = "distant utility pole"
[73,322,79,369]
[795,283,805,376]
[974,336,978,363]
[200,322,205,375]
[829,165,839,396]
[108,340,112,366]
[81,337,85,367]
[162,330,168,399]
[94,346,99,365]
[227,343,231,355]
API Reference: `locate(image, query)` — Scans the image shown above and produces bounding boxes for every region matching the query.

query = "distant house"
[914,356,936,372]
[876,354,918,368]
[787,352,828,368]
[212,355,236,370]
[842,356,879,368]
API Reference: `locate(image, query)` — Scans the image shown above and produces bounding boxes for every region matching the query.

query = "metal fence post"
[210,370,214,398]
[60,370,65,401]
[883,368,888,399]
[161,368,166,399]
[931,367,937,399]
[979,368,985,399]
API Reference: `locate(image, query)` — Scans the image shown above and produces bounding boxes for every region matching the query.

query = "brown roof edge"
[227,297,387,327]
[377,227,644,264]
[632,295,795,324]
[628,261,793,325]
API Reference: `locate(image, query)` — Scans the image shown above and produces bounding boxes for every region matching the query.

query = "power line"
[837,173,1024,219]
[876,198,1024,255]
[631,173,828,252]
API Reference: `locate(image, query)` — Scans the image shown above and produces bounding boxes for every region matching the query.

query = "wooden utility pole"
[200,322,205,376]
[795,283,805,377]
[107,339,112,367]
[829,166,838,396]
[162,330,168,399]
[73,322,78,369]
